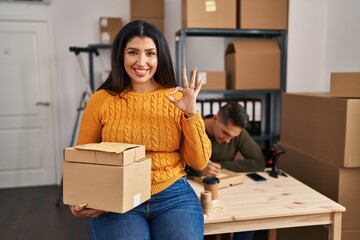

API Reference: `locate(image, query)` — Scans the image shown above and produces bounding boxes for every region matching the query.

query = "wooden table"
[189,171,346,240]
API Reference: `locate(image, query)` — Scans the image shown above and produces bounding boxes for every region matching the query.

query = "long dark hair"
[98,20,177,94]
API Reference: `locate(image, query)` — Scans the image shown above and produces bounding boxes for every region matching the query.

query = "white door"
[0,18,57,188]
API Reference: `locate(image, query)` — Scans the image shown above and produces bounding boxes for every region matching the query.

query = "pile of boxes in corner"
[278,72,360,240]
[63,142,151,213]
[182,0,288,91]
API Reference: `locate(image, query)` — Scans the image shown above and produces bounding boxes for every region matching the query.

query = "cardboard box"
[195,70,226,90]
[131,0,164,18]
[99,17,122,44]
[279,143,360,230]
[100,31,118,44]
[130,17,164,33]
[63,142,151,213]
[280,93,360,167]
[330,72,360,98]
[342,229,360,240]
[225,39,280,90]
[193,169,245,189]
[99,17,122,32]
[182,0,236,29]
[238,0,288,30]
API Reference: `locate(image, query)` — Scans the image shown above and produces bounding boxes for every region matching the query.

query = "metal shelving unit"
[175,28,288,151]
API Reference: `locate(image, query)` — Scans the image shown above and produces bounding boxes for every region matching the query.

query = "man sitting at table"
[202,101,266,240]
[202,101,265,175]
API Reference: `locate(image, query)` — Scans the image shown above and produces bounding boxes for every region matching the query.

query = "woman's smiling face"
[123,36,158,88]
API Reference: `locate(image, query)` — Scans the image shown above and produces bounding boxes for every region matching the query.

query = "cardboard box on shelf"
[238,0,288,30]
[99,17,122,32]
[280,93,360,167]
[130,17,164,33]
[99,31,118,44]
[131,0,164,18]
[182,0,236,29]
[195,70,226,90]
[63,142,151,214]
[279,143,360,230]
[99,17,122,44]
[225,38,280,90]
[330,72,360,98]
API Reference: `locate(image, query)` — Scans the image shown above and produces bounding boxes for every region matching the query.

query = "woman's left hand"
[167,66,203,117]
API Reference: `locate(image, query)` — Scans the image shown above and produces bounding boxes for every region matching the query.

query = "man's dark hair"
[218,101,249,128]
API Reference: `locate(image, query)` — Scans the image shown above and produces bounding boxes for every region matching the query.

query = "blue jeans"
[89,177,204,240]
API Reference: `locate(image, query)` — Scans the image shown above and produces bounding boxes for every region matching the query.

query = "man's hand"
[202,161,221,177]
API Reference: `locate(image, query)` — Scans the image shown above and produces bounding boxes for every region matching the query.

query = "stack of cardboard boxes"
[181,0,288,30]
[63,142,151,214]
[130,0,164,32]
[181,0,288,91]
[278,73,360,240]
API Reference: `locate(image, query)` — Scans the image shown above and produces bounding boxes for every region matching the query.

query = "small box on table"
[194,169,245,189]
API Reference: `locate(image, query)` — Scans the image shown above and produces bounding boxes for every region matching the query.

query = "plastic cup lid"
[203,177,220,184]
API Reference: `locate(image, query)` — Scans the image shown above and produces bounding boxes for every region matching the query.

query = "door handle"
[36,102,50,107]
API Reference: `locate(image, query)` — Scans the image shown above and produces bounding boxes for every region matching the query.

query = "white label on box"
[100,18,108,27]
[101,32,111,44]
[205,0,216,12]
[197,72,207,85]
[133,193,141,207]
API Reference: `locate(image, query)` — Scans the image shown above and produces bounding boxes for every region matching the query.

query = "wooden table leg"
[268,229,277,240]
[329,212,342,240]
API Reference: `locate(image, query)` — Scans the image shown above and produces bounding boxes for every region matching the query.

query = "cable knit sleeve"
[77,90,108,145]
[180,112,212,170]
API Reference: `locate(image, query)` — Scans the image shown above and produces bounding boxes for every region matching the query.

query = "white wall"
[286,0,328,92]
[1,0,359,183]
[324,0,360,90]
[286,0,360,92]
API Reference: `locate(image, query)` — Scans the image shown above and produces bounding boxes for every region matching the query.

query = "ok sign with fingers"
[167,66,204,117]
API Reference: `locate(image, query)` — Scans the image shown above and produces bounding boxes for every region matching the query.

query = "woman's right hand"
[70,203,105,218]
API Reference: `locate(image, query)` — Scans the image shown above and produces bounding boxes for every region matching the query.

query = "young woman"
[69,20,211,240]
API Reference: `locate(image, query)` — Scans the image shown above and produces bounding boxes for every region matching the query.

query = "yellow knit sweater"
[77,88,211,195]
